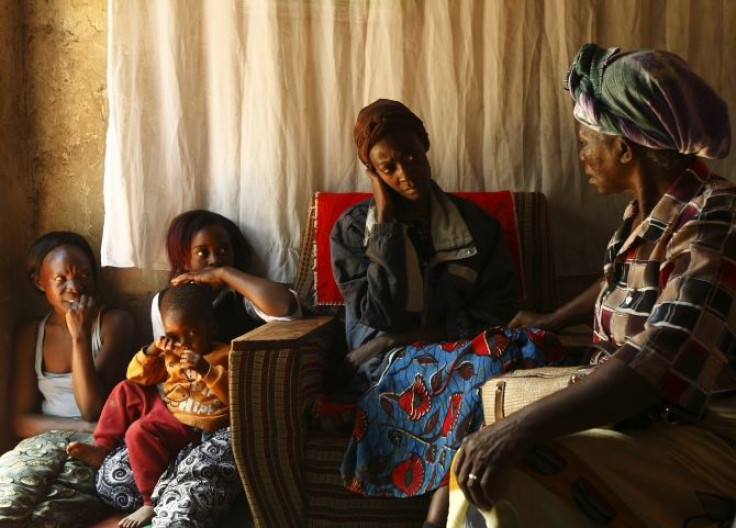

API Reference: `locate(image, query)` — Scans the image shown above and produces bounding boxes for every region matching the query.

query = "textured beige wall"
[23,0,166,346]
[0,0,33,451]
[25,0,107,240]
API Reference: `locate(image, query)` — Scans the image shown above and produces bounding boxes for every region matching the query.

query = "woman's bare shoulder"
[100,307,133,328]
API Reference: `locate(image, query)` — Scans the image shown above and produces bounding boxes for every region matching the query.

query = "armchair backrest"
[294,191,558,316]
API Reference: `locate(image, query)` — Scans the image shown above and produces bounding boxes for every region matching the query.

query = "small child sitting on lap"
[68,282,229,528]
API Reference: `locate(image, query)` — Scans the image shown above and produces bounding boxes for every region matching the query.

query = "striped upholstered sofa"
[229,191,558,528]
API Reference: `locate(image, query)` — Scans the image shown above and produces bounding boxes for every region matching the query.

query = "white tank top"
[34,311,103,417]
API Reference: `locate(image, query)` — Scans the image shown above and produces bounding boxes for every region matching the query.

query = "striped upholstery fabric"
[231,192,557,528]
[305,435,430,527]
[230,319,334,528]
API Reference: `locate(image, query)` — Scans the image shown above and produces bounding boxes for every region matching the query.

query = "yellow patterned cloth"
[448,396,736,528]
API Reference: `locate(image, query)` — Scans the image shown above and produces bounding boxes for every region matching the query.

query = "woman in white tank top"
[33,310,104,417]
[11,232,135,440]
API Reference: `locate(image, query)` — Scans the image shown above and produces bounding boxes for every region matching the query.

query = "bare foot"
[119,505,155,528]
[66,441,110,469]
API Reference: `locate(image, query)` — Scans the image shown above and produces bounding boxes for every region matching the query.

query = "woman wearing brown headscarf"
[449,44,736,528]
[331,99,565,527]
[333,99,519,356]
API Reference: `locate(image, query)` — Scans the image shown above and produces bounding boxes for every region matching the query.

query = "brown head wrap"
[353,99,430,168]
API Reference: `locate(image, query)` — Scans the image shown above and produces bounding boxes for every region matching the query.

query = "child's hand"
[179,350,209,376]
[146,336,177,357]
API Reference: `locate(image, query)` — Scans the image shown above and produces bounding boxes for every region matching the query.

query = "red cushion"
[313,191,522,305]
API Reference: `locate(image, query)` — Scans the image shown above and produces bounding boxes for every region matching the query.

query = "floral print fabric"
[341,327,564,497]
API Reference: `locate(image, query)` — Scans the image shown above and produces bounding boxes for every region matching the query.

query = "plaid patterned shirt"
[594,161,736,418]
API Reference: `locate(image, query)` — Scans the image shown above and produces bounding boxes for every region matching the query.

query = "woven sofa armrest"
[229,316,338,528]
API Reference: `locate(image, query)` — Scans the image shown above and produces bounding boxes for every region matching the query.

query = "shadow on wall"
[99,267,169,350]
[0,1,33,453]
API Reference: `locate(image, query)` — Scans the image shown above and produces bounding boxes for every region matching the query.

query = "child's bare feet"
[66,441,109,469]
[119,505,155,528]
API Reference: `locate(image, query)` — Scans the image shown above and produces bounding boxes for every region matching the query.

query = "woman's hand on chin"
[65,294,96,341]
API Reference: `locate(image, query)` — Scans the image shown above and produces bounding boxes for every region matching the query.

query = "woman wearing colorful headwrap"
[449,44,736,528]
[331,99,565,527]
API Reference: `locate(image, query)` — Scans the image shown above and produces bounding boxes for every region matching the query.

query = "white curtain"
[101,0,736,281]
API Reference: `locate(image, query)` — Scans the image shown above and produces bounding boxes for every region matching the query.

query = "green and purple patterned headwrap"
[564,44,731,159]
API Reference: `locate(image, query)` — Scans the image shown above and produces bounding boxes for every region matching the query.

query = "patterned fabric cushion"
[299,191,524,309]
[0,430,111,528]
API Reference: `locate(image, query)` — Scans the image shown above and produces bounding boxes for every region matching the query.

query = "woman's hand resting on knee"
[453,415,532,510]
